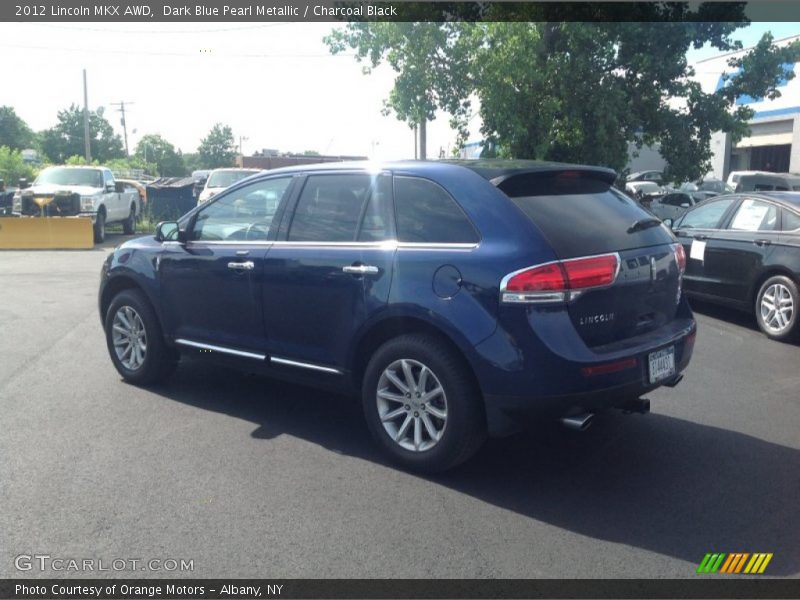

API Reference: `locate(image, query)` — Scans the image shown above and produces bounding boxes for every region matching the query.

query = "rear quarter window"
[394,176,479,244]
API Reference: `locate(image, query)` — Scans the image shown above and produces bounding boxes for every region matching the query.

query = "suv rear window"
[394,176,479,244]
[499,172,672,258]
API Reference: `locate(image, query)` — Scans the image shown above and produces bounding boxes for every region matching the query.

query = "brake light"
[503,263,566,293]
[562,254,619,289]
[673,243,686,274]
[501,253,619,304]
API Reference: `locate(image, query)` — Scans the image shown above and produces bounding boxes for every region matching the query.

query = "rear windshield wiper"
[627,218,663,233]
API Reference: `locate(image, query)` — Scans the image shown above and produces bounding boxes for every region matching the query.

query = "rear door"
[261,171,395,372]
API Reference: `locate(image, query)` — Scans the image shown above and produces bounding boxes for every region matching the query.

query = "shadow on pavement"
[687,297,759,332]
[153,358,799,576]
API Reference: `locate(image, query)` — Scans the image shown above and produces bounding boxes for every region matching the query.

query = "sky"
[0,21,798,161]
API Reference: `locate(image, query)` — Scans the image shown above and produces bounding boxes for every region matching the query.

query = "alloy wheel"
[376,359,448,452]
[111,305,147,371]
[760,283,794,333]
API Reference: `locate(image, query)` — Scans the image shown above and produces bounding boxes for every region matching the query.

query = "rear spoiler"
[491,167,618,197]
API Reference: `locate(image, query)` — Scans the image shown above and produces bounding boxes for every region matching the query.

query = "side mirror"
[18,177,29,189]
[663,218,674,228]
[155,221,185,243]
[115,182,124,193]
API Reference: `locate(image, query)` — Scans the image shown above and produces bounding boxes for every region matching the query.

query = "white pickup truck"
[13,165,141,242]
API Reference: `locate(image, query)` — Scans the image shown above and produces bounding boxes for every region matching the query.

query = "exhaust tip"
[560,413,594,432]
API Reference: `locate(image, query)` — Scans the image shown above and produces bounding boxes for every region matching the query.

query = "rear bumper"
[473,297,696,436]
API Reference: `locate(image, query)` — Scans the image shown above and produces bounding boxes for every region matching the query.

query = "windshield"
[34,167,103,188]
[207,170,258,188]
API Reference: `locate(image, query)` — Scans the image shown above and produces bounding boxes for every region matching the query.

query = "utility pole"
[111,101,134,157]
[82,69,91,162]
[418,120,427,160]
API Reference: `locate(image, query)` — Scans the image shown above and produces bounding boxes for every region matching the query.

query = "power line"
[0,43,352,59]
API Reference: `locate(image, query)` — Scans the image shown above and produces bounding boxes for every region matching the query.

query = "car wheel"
[122,204,136,235]
[361,334,486,473]
[755,275,798,341]
[94,210,106,243]
[104,289,178,385]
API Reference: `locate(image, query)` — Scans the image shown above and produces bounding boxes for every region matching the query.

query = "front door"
[159,176,295,352]
[703,197,779,303]
[262,172,395,371]
[673,196,738,299]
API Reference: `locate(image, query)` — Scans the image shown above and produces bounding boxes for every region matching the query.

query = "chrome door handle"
[227,261,255,271]
[754,239,772,247]
[342,264,379,275]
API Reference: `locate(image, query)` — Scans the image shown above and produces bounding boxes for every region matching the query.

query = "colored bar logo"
[697,553,773,574]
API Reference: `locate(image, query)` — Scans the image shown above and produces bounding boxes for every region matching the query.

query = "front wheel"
[93,210,106,243]
[361,334,486,473]
[104,289,178,385]
[755,275,798,341]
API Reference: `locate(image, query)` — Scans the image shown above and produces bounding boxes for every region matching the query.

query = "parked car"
[649,191,707,222]
[726,170,770,189]
[667,192,800,341]
[197,168,261,204]
[99,160,696,472]
[680,179,733,196]
[12,166,141,242]
[625,180,665,200]
[627,170,663,185]
[735,173,800,193]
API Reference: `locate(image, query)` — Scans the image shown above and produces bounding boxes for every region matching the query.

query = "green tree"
[328,4,800,182]
[40,105,124,164]
[196,123,236,169]
[133,134,186,176]
[0,146,36,186]
[0,107,36,150]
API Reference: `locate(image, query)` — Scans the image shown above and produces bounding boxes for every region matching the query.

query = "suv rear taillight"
[501,253,619,304]
[673,243,686,275]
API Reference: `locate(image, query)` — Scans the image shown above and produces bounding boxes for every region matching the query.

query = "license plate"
[648,346,675,384]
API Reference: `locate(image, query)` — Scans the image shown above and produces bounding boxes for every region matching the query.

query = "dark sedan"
[669,192,800,341]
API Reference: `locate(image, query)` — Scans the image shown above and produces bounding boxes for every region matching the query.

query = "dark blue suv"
[100,160,696,471]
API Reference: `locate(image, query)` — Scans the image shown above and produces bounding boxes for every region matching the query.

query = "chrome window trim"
[270,356,342,374]
[182,239,478,250]
[175,338,266,361]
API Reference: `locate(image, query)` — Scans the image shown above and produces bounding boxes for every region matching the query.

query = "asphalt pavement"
[1,234,798,578]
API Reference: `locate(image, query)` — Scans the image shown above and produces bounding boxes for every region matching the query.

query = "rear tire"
[361,334,486,473]
[122,204,136,235]
[104,289,178,385]
[755,275,798,341]
[93,210,106,243]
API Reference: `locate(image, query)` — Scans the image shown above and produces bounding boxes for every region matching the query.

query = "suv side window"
[394,176,479,244]
[677,197,736,229]
[192,177,292,241]
[728,199,778,232]
[287,174,392,242]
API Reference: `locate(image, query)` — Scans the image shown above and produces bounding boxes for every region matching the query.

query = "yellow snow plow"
[0,217,94,249]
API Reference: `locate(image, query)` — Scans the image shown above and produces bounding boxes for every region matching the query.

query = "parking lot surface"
[1,235,799,578]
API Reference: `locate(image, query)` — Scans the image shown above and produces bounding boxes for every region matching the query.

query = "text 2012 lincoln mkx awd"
[99,160,696,471]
